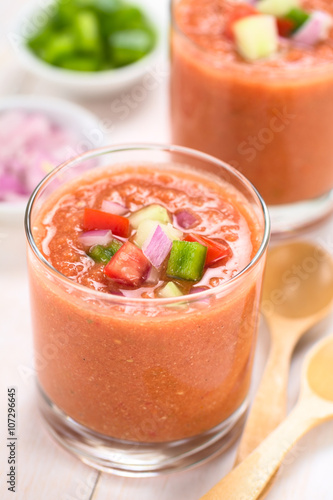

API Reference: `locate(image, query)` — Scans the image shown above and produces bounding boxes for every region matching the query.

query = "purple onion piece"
[79,229,113,247]
[189,286,209,294]
[145,265,160,284]
[292,13,329,46]
[175,209,199,229]
[0,110,86,201]
[101,200,127,216]
[142,225,172,268]
[108,289,124,296]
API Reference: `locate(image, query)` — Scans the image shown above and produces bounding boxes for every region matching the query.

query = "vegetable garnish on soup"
[207,0,333,62]
[33,166,260,299]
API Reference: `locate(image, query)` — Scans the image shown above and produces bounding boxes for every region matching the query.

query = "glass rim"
[25,142,270,307]
[170,0,333,79]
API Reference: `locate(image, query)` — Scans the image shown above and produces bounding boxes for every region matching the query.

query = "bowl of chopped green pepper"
[12,0,163,95]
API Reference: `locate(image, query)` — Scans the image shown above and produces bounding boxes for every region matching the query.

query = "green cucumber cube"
[257,0,300,17]
[158,282,183,299]
[167,241,207,282]
[233,14,278,62]
[129,204,171,229]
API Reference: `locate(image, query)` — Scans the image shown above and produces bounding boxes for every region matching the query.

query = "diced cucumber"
[257,0,300,18]
[158,282,183,299]
[133,220,182,248]
[164,223,183,242]
[129,204,171,229]
[233,15,278,61]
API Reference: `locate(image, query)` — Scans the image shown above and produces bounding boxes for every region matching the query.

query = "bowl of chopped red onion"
[0,95,106,220]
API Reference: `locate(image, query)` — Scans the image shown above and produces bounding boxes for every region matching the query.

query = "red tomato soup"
[171,0,333,205]
[28,164,267,443]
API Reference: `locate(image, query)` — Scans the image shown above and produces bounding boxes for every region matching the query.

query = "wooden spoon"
[235,241,333,465]
[200,334,333,500]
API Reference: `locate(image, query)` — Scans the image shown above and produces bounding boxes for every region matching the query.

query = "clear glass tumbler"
[25,144,270,476]
[170,0,333,235]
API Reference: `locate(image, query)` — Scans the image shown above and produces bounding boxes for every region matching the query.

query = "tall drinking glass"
[25,144,269,475]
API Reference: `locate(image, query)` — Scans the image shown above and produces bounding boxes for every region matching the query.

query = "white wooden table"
[0,1,333,499]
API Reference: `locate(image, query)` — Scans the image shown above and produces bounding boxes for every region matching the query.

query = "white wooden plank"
[1,1,333,499]
[0,223,99,500]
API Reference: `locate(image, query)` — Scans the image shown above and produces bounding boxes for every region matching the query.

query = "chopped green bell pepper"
[74,11,100,53]
[166,241,207,281]
[88,240,123,264]
[285,8,310,32]
[109,29,154,67]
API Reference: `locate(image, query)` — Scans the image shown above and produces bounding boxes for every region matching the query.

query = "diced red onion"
[0,110,83,202]
[311,10,333,40]
[189,286,210,304]
[142,225,172,268]
[79,229,113,247]
[175,209,199,229]
[189,286,209,294]
[108,289,124,296]
[145,265,160,284]
[101,200,127,216]
[292,12,331,46]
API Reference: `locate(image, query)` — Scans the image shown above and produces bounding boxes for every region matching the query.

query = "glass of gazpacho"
[25,144,269,475]
[171,0,333,235]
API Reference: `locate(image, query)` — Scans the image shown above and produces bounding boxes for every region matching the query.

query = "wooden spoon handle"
[200,399,318,500]
[235,334,295,465]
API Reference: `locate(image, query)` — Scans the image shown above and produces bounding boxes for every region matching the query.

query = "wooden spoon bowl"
[201,334,333,500]
[235,241,333,464]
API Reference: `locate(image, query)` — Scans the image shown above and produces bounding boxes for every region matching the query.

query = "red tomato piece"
[104,241,151,287]
[224,4,259,40]
[184,234,232,266]
[83,208,130,237]
[276,18,295,37]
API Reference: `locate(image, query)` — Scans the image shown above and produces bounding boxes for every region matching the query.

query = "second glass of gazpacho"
[171,0,333,234]
[25,144,270,475]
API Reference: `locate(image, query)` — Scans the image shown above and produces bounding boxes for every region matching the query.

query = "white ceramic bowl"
[11,0,164,97]
[0,95,106,221]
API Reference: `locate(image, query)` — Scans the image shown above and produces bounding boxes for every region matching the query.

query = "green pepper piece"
[75,0,122,14]
[27,21,54,54]
[58,56,101,71]
[285,8,310,32]
[41,32,76,64]
[109,29,154,67]
[74,10,101,53]
[53,0,78,28]
[166,241,207,282]
[88,240,123,264]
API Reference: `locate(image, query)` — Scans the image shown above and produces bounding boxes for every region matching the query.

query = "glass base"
[37,385,248,477]
[269,189,333,237]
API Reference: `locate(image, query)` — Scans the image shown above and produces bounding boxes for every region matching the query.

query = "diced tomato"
[104,241,151,287]
[83,208,130,237]
[224,4,259,40]
[276,18,295,38]
[184,234,232,266]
